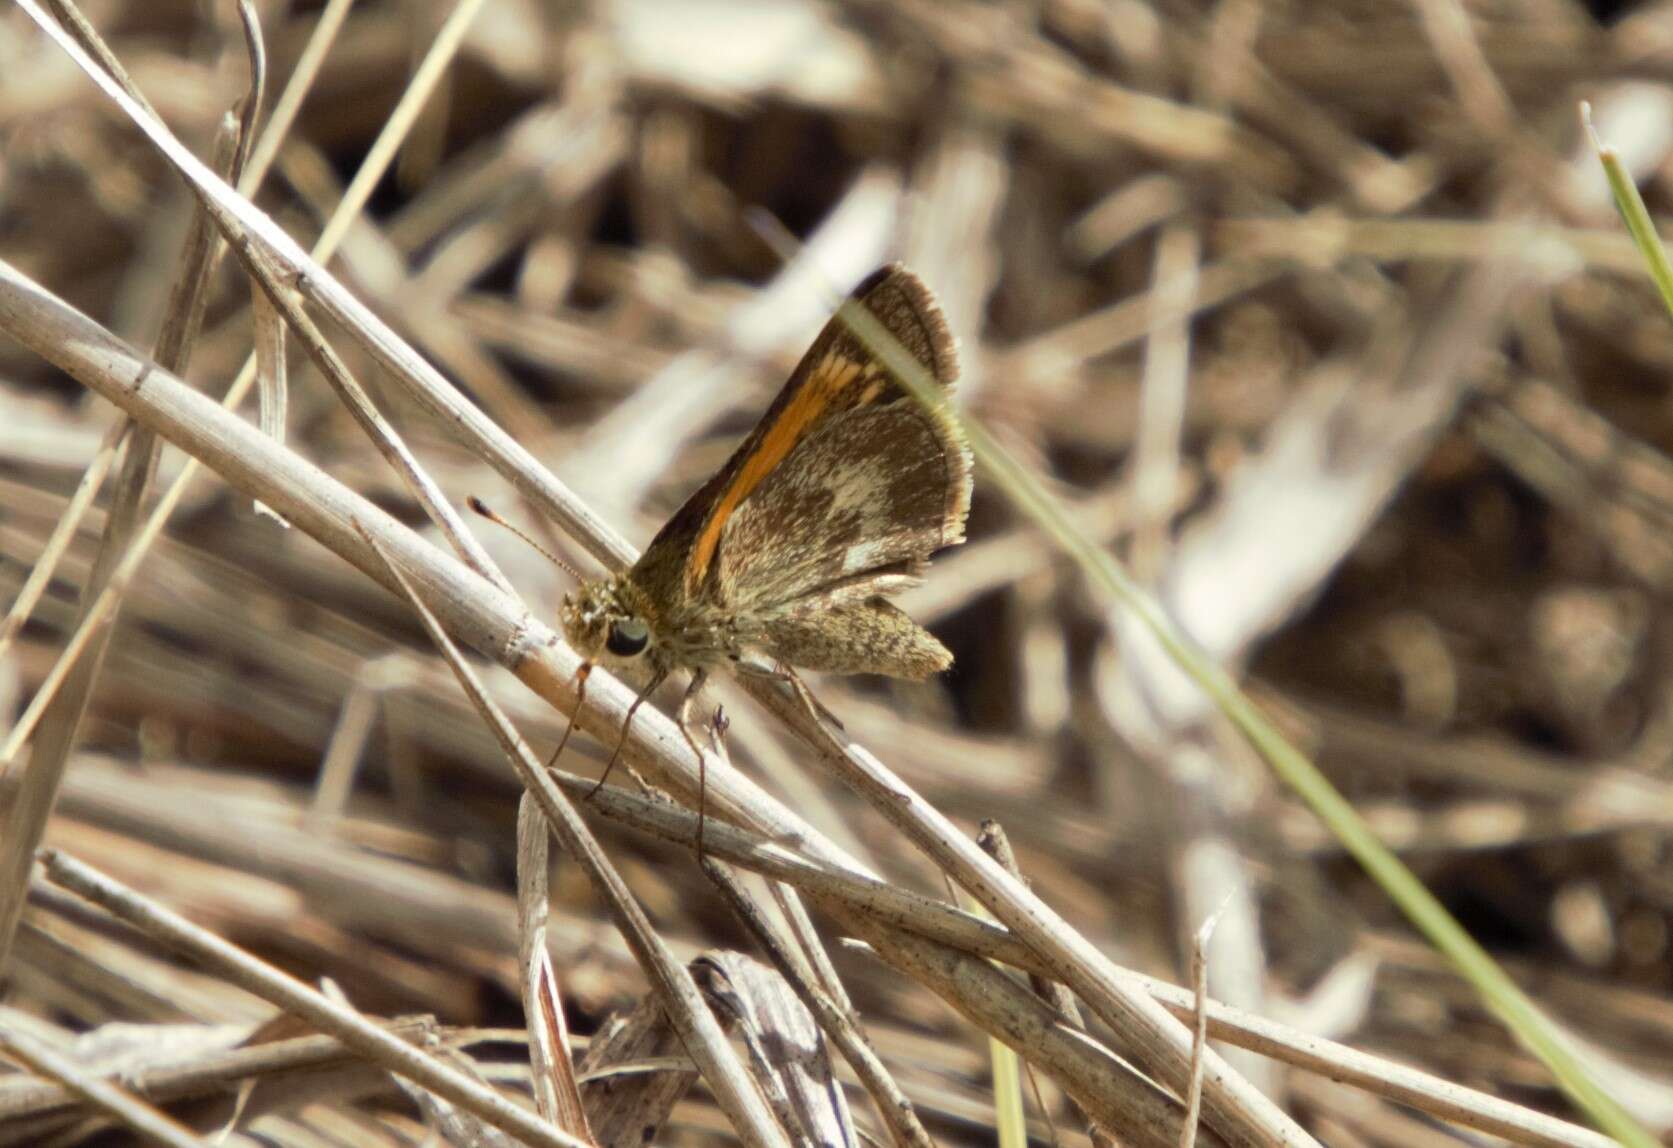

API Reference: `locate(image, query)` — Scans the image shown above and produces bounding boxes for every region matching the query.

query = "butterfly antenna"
[467,496,585,583]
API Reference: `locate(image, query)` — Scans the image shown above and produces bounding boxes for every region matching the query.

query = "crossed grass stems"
[0,2,1656,1146]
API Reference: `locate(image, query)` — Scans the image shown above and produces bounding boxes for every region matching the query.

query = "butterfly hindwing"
[753,598,953,680]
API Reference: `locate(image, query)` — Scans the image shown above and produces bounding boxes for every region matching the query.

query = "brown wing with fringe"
[628,265,971,625]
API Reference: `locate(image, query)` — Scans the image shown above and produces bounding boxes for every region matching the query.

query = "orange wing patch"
[685,351,872,592]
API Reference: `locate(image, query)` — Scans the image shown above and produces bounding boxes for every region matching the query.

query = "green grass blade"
[839,297,1656,1148]
[1585,101,1673,322]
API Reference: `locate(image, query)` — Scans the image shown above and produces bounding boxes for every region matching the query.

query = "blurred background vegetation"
[2,0,1673,1144]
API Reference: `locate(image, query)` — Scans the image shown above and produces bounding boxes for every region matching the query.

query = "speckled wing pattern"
[718,399,963,610]
[629,265,972,679]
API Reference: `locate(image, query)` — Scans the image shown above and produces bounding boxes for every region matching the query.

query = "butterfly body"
[556,266,971,773]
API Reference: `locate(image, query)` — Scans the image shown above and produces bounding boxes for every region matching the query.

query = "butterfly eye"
[606,618,650,658]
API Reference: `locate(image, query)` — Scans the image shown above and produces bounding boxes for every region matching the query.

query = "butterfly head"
[560,578,656,666]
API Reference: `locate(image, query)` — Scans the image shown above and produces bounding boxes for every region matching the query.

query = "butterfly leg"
[708,704,730,754]
[784,667,846,732]
[548,662,593,771]
[733,661,920,803]
[733,660,846,732]
[586,669,666,800]
[675,669,711,857]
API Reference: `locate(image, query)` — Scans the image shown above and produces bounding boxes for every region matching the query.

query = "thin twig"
[354,523,791,1148]
[0,0,516,747]
[0,420,127,660]
[846,910,1230,1148]
[17,0,635,577]
[1182,902,1231,1148]
[0,1026,211,1148]
[241,0,357,189]
[978,822,1116,1148]
[0,260,1622,1148]
[517,791,592,1138]
[38,850,593,1148]
[703,858,934,1148]
[0,1019,435,1123]
[0,14,250,971]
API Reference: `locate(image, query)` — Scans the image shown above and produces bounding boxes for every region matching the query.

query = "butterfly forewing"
[628,266,971,619]
[718,398,962,610]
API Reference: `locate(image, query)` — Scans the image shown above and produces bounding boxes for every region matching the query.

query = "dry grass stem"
[704,858,934,1148]
[0,1019,435,1126]
[516,792,590,1137]
[0,420,126,660]
[850,912,1232,1148]
[978,821,1120,1148]
[39,850,592,1148]
[1181,904,1229,1148]
[3,2,1670,1144]
[359,524,791,1148]
[0,2,258,972]
[0,1025,211,1148]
